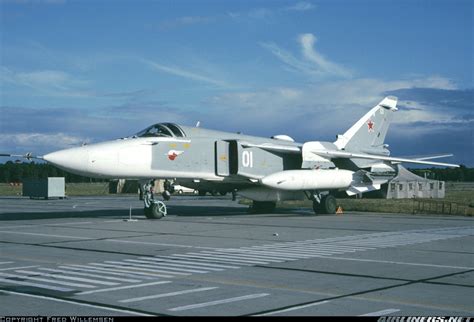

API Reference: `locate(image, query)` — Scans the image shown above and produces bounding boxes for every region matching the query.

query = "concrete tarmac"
[0,195,472,316]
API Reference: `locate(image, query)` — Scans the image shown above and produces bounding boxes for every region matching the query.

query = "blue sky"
[1,0,473,166]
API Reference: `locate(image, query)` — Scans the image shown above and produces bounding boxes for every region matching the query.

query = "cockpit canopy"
[134,123,186,138]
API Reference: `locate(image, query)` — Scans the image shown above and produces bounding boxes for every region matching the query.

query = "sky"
[0,0,473,166]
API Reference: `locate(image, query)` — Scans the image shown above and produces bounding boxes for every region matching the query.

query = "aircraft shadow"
[0,205,312,221]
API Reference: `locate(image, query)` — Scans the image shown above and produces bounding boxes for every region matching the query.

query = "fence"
[412,198,473,216]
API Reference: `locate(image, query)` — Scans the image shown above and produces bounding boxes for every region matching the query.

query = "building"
[385,165,445,199]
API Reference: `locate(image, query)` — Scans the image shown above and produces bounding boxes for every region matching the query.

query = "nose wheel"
[141,180,168,219]
[144,200,167,219]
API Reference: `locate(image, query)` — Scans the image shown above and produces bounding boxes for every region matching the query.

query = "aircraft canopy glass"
[134,123,185,138]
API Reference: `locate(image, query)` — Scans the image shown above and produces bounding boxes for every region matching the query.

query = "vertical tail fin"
[334,96,398,154]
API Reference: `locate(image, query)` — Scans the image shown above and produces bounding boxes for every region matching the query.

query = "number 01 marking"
[242,151,253,168]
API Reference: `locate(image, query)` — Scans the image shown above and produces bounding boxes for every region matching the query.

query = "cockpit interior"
[133,123,186,138]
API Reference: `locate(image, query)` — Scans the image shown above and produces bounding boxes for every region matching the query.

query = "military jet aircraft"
[2,96,459,219]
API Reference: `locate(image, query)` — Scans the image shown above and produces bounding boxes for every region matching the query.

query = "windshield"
[134,124,173,138]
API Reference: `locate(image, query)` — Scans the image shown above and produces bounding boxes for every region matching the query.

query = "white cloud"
[299,33,352,78]
[285,2,315,11]
[261,33,352,79]
[0,66,91,97]
[0,133,88,152]
[143,59,232,88]
[160,16,214,30]
[203,76,461,140]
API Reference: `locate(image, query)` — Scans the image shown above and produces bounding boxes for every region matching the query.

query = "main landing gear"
[306,191,337,215]
[142,180,167,219]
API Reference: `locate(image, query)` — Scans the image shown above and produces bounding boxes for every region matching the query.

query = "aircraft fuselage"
[43,125,302,184]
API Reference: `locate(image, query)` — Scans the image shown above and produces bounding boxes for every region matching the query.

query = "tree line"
[0,161,107,183]
[409,165,474,182]
[0,161,473,183]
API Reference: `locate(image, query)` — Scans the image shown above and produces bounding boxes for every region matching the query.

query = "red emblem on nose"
[168,152,178,160]
[367,119,374,132]
[167,150,183,161]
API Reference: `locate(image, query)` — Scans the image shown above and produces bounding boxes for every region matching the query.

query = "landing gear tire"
[322,195,337,214]
[250,201,276,214]
[198,190,207,196]
[313,195,337,215]
[312,200,322,214]
[219,191,227,196]
[145,201,167,219]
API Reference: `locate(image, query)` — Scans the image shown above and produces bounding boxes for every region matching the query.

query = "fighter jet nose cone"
[43,147,89,174]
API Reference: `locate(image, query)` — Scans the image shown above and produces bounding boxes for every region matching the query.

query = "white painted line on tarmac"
[200,251,286,262]
[0,221,93,229]
[15,270,119,286]
[0,290,153,316]
[59,265,151,280]
[171,254,252,266]
[0,230,88,239]
[164,255,243,268]
[168,293,270,312]
[146,256,236,269]
[87,263,178,278]
[103,260,206,274]
[318,256,474,270]
[123,259,223,271]
[106,239,220,250]
[0,277,74,292]
[120,287,218,303]
[225,249,313,259]
[38,267,141,283]
[0,272,96,289]
[255,300,330,316]
[359,308,401,316]
[0,262,14,265]
[77,281,172,295]
[0,265,39,271]
[185,253,269,265]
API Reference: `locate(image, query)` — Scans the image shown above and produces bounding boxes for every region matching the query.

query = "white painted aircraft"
[2,96,459,218]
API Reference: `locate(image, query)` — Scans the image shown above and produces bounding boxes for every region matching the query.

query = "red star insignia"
[367,119,374,132]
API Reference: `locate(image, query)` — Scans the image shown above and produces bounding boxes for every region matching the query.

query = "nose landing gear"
[142,180,168,219]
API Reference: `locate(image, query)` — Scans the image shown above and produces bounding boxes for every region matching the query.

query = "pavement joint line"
[0,230,88,239]
[249,268,474,316]
[314,256,474,270]
[43,233,158,245]
[254,265,414,282]
[0,240,165,258]
[0,288,162,316]
[422,281,474,289]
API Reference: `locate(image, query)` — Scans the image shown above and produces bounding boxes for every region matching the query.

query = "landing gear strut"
[142,180,167,219]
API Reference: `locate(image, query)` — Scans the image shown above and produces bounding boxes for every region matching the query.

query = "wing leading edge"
[312,150,460,168]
